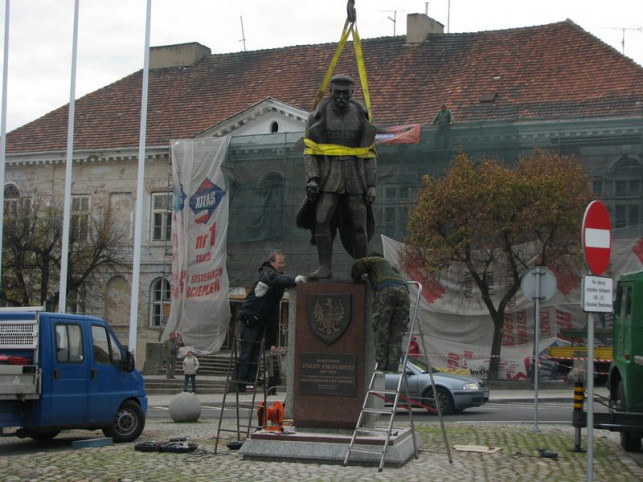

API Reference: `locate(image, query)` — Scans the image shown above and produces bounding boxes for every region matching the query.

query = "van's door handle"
[53,369,61,379]
[91,369,97,379]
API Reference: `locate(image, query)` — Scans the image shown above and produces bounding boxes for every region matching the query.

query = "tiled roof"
[6,20,643,154]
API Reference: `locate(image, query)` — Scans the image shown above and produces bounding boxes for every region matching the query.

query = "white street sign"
[581,275,613,313]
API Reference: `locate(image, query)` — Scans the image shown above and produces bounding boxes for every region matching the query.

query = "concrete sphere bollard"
[168,392,202,422]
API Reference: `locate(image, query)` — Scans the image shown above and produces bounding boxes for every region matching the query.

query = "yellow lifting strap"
[303,138,376,158]
[310,18,372,117]
[305,3,375,158]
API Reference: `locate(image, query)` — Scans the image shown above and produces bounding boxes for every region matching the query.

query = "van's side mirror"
[120,351,136,373]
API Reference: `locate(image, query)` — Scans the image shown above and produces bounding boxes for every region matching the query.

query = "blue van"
[0,308,147,442]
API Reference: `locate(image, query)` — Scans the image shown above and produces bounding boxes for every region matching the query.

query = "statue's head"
[330,74,354,110]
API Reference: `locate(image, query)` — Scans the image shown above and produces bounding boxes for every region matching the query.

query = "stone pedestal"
[289,280,373,429]
[239,428,422,467]
[240,281,417,467]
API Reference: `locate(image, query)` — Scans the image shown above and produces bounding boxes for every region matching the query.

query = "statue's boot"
[308,233,333,279]
[353,233,368,259]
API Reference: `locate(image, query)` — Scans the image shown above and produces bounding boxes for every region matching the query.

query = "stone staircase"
[144,351,270,395]
[147,352,232,376]
[190,352,232,376]
[144,375,228,395]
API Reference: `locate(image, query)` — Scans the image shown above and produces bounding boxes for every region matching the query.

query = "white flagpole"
[129,0,152,354]
[0,0,11,286]
[58,0,80,313]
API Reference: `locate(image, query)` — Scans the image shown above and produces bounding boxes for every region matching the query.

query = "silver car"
[384,358,489,414]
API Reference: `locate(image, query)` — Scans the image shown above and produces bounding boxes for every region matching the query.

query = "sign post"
[521,266,557,432]
[581,200,613,482]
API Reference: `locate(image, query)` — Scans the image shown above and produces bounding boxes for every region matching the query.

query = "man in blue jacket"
[237,251,307,392]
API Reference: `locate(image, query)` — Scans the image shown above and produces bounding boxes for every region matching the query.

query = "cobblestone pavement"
[1,417,642,481]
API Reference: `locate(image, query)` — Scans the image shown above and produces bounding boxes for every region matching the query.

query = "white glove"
[295,275,308,283]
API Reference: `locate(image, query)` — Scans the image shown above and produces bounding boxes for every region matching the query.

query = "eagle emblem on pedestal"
[308,293,352,345]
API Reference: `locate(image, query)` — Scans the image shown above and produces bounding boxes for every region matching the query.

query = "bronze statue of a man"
[296,74,377,279]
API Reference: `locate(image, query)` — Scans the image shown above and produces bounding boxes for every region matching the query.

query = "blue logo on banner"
[189,178,226,224]
[173,183,187,211]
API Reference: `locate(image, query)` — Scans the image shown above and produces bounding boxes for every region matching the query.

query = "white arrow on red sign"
[582,200,612,276]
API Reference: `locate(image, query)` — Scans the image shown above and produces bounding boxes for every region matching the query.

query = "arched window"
[4,184,26,217]
[149,278,171,328]
[270,121,279,133]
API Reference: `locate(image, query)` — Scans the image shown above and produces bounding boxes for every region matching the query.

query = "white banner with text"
[164,137,232,355]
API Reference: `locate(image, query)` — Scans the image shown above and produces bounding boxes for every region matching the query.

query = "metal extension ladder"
[214,329,268,454]
[343,281,452,471]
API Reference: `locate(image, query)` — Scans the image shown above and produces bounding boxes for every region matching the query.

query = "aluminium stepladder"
[214,327,268,454]
[343,280,453,471]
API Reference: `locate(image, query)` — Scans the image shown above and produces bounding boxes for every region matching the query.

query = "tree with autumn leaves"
[401,151,593,381]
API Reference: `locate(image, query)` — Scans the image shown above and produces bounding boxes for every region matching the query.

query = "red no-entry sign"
[582,200,612,276]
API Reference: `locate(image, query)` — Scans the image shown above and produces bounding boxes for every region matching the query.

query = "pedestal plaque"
[299,353,358,397]
[293,281,366,428]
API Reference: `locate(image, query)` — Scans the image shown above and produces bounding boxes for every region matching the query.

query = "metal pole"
[239,16,246,52]
[533,268,541,431]
[586,311,595,481]
[129,0,151,355]
[0,0,11,285]
[58,0,80,313]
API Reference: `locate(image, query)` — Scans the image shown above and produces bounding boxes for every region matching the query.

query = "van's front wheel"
[103,400,145,443]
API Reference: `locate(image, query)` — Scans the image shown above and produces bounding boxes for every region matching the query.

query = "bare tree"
[2,200,130,311]
[64,208,131,309]
[1,202,43,306]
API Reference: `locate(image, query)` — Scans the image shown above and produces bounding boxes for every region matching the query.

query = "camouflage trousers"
[372,284,410,371]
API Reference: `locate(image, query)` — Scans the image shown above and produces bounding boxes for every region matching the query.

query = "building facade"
[3,14,642,365]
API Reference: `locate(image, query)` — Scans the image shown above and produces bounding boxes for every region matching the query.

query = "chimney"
[149,42,211,69]
[406,13,444,44]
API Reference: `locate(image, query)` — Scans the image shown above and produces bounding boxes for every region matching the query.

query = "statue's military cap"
[330,74,354,91]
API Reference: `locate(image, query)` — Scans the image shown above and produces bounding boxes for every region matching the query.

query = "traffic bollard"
[572,380,586,452]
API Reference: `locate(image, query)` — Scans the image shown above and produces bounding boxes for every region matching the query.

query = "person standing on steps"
[182,350,199,394]
[164,332,180,379]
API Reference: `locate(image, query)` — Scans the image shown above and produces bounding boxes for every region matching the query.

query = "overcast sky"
[1,0,641,132]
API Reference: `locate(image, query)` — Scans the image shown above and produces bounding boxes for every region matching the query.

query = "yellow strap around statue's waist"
[303,138,376,158]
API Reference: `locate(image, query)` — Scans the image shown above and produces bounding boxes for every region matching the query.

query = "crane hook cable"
[306,2,375,158]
